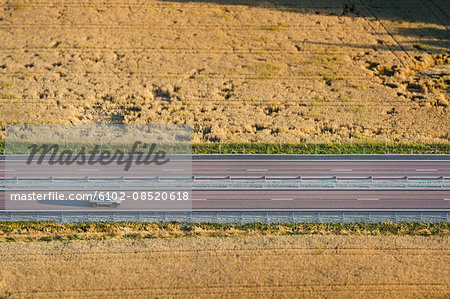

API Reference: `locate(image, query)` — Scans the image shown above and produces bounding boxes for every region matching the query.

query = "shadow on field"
[161,0,450,51]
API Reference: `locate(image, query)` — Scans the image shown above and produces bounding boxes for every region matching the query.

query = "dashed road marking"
[271,198,293,201]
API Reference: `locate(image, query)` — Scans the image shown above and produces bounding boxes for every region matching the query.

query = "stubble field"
[0,235,449,298]
[0,0,449,144]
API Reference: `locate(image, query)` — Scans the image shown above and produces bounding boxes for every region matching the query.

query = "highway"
[1,189,449,211]
[1,155,450,177]
[1,155,450,211]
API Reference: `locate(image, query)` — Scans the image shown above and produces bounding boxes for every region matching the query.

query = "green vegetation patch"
[193,142,450,154]
[1,142,449,155]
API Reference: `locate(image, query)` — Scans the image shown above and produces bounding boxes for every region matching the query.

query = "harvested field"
[0,235,449,298]
[0,0,449,143]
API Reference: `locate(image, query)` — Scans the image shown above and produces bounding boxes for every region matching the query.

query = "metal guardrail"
[2,176,449,190]
[0,211,448,224]
[2,176,449,182]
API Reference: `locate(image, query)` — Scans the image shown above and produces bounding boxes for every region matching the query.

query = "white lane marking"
[416,169,437,172]
[78,169,99,172]
[443,199,450,201]
[247,169,269,172]
[162,169,184,172]
[357,198,380,201]
[331,169,352,172]
[191,198,207,201]
[4,169,16,172]
[271,198,293,201]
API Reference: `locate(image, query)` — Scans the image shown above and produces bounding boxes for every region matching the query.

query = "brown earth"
[0,0,449,143]
[0,235,449,298]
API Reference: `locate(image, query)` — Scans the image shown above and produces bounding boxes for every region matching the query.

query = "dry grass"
[0,235,449,298]
[0,222,448,242]
[0,0,448,143]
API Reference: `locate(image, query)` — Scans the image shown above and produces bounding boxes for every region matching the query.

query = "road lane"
[192,160,450,177]
[1,189,449,211]
[191,190,450,210]
[2,160,450,177]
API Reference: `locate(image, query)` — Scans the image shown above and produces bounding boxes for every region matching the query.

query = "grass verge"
[0,221,448,242]
[1,142,449,155]
[193,142,450,154]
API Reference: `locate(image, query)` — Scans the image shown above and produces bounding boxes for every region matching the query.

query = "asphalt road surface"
[1,155,450,177]
[1,189,449,211]
[190,190,450,210]
[1,155,450,211]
